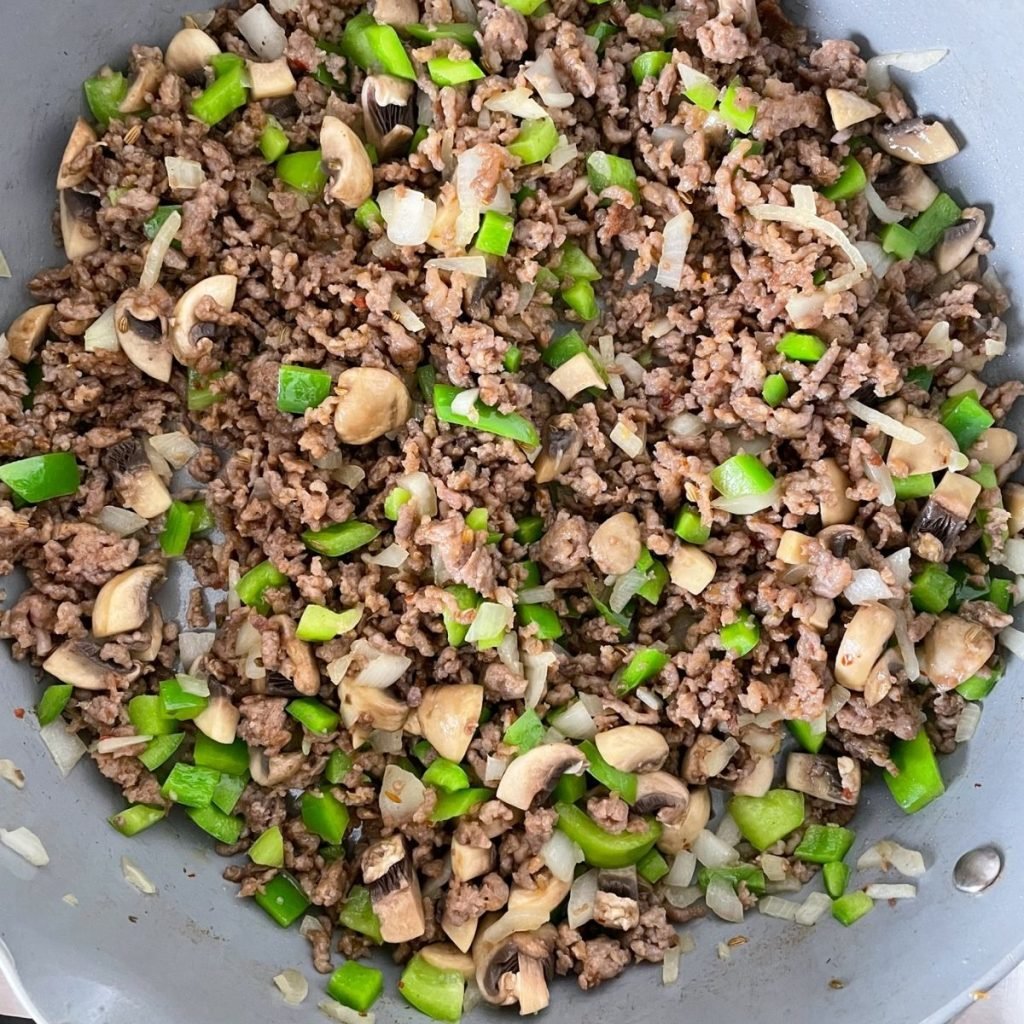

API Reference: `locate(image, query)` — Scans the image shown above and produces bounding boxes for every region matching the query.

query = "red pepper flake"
[353,294,367,310]
[12,707,25,719]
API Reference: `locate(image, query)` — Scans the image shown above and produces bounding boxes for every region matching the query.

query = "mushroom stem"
[594,725,669,772]
[834,603,897,691]
[92,564,164,638]
[495,743,587,810]
[785,753,861,805]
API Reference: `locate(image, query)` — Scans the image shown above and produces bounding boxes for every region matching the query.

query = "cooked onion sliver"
[540,830,583,882]
[0,759,25,789]
[692,828,739,868]
[94,505,147,536]
[149,431,199,469]
[885,547,912,587]
[1,827,49,866]
[863,454,896,507]
[378,187,437,246]
[760,853,788,882]
[856,840,926,877]
[655,210,694,290]
[704,736,740,777]
[1000,624,1024,659]
[523,648,556,709]
[319,1000,375,1024]
[794,891,832,926]
[0,247,10,279]
[845,399,926,444]
[666,850,696,888]
[274,969,309,1006]
[665,413,705,438]
[121,855,157,894]
[84,305,121,352]
[165,155,205,191]
[955,702,981,743]
[864,181,905,224]
[705,875,744,923]
[39,720,87,777]
[865,49,948,95]
[545,135,578,171]
[354,649,411,689]
[716,814,742,847]
[395,471,437,518]
[524,51,573,108]
[893,612,920,682]
[567,868,599,928]
[484,87,547,120]
[94,734,152,754]
[424,256,489,277]
[451,387,481,422]
[996,538,1024,574]
[662,944,681,985]
[865,883,917,900]
[550,700,596,741]
[388,294,425,332]
[484,755,509,785]
[139,209,182,289]
[518,585,556,605]
[609,568,648,613]
[236,3,287,59]
[610,420,645,458]
[758,896,800,921]
[712,485,780,515]
[367,543,408,568]
[854,240,895,280]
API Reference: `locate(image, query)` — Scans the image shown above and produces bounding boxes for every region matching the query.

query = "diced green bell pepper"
[277,364,333,413]
[328,961,385,1012]
[728,789,806,851]
[0,452,80,504]
[287,697,340,735]
[302,789,350,844]
[503,708,545,752]
[109,804,166,837]
[302,520,381,557]
[832,890,873,926]
[433,383,539,446]
[787,718,826,754]
[556,801,660,868]
[430,787,490,822]
[254,871,310,927]
[160,763,221,808]
[578,739,637,803]
[444,584,482,647]
[617,648,670,694]
[884,729,945,813]
[236,559,289,614]
[37,683,73,726]
[127,694,180,737]
[138,733,184,771]
[697,864,767,895]
[249,825,285,867]
[338,884,383,943]
[188,803,244,844]
[793,823,855,864]
[399,954,465,1022]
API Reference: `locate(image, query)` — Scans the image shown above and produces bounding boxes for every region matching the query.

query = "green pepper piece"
[777,331,827,363]
[254,871,310,927]
[503,708,545,752]
[786,718,826,754]
[277,364,333,413]
[719,609,760,657]
[296,604,362,642]
[697,864,767,895]
[83,72,129,128]
[553,771,587,805]
[402,23,479,47]
[542,329,590,368]
[905,366,933,391]
[498,0,546,12]
[556,802,660,868]
[422,758,470,791]
[907,192,961,254]
[972,463,999,491]
[108,804,166,837]
[519,560,542,589]
[328,961,385,1012]
[260,118,290,162]
[354,197,384,230]
[517,603,563,640]
[561,279,600,321]
[187,368,228,411]
[433,383,539,446]
[301,789,350,844]
[823,860,850,899]
[384,486,412,521]
[578,739,638,803]
[343,16,417,79]
[325,749,354,784]
[193,734,249,775]
[632,51,671,85]
[191,63,248,125]
[674,504,710,544]
[276,150,328,196]
[138,733,185,771]
[160,500,195,557]
[879,222,918,261]
[210,52,245,78]
[508,116,559,165]
[302,521,381,557]
[427,56,485,86]
[287,697,340,736]
[637,848,670,884]
[503,346,523,373]
[430,787,490,822]
[762,373,789,408]
[893,473,936,501]
[948,561,989,610]
[988,578,1013,613]
[399,954,465,1022]
[586,151,640,202]
[586,20,619,52]
[444,584,482,647]
[186,499,214,534]
[793,823,855,864]
[187,803,244,844]
[249,825,285,867]
[719,77,756,133]
[728,790,806,851]
[940,391,994,451]
[475,211,515,256]
[884,729,945,813]
[617,648,670,694]
[586,579,633,637]
[160,763,221,808]
[710,453,776,498]
[338,884,383,943]
[635,549,668,605]
[832,891,874,927]
[910,563,956,614]
[127,695,181,737]
[236,559,289,614]
[956,663,1003,700]
[822,156,867,201]
[37,684,73,726]
[0,452,80,504]
[211,771,248,815]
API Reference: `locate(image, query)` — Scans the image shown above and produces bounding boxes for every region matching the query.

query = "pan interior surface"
[0,2,1021,1023]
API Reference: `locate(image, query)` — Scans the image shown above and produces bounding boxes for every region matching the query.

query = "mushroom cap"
[129,605,165,663]
[656,784,711,854]
[731,754,775,797]
[419,683,484,763]
[340,683,409,743]
[320,115,375,209]
[441,912,479,953]
[819,458,857,526]
[249,748,304,788]
[333,367,413,445]
[589,511,642,575]
[59,189,101,261]
[270,615,320,695]
[825,88,881,132]
[507,870,571,915]
[919,614,995,690]
[785,752,861,806]
[57,119,97,190]
[934,208,986,275]
[669,543,717,595]
[105,439,172,519]
[363,835,427,943]
[194,689,241,744]
[114,288,173,383]
[534,413,582,485]
[247,58,297,101]
[495,742,587,811]
[473,923,557,1007]
[594,725,669,772]
[41,640,141,691]
[164,27,221,79]
[92,564,165,638]
[7,304,55,364]
[119,61,164,114]
[169,274,238,366]
[874,117,960,165]
[633,770,690,823]
[451,838,494,882]
[887,416,960,476]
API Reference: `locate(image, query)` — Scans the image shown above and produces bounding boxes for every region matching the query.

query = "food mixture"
[1,0,1020,1016]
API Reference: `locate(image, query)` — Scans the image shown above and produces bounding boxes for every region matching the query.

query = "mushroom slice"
[165,27,221,80]
[874,117,960,165]
[825,88,881,131]
[42,640,140,691]
[320,115,375,209]
[442,911,479,953]
[474,924,557,1012]
[589,511,642,575]
[340,683,408,746]
[363,834,426,943]
[969,428,1017,470]
[909,472,982,562]
[114,288,172,382]
[92,564,165,638]
[270,615,320,695]
[334,367,413,444]
[933,208,986,275]
[819,458,857,526]
[419,944,475,980]
[731,755,775,797]
[886,416,960,476]
[534,414,582,485]
[593,866,640,931]
[119,61,164,114]
[885,164,939,214]
[59,189,101,260]
[834,603,897,691]
[129,604,165,663]
[656,784,711,854]
[495,743,587,811]
[452,838,494,882]
[681,734,737,784]
[249,748,304,788]
[864,647,901,708]
[419,683,484,763]
[57,118,98,189]
[919,615,995,690]
[193,686,241,744]
[594,725,669,773]
[776,530,812,565]
[362,75,416,158]
[7,304,55,364]
[633,771,690,824]
[786,753,861,806]
[169,274,237,367]
[105,439,172,519]
[507,870,571,916]
[247,58,297,100]
[1006,483,1024,536]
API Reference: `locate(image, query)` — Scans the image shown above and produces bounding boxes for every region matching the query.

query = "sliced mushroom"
[452,838,494,882]
[194,685,240,744]
[786,753,861,806]
[731,755,775,798]
[1005,482,1024,536]
[59,189,101,260]
[825,88,881,132]
[656,784,711,854]
[886,416,960,476]
[129,604,165,663]
[165,27,221,80]
[57,119,98,189]
[249,748,304,788]
[169,274,237,367]
[919,615,995,690]
[442,912,479,954]
[776,530,812,565]
[508,870,571,917]
[495,743,587,811]
[7,304,55,364]
[633,771,690,824]
[909,472,982,562]
[874,117,960,165]
[362,75,416,158]
[594,725,669,773]
[819,458,857,526]
[92,564,164,638]
[534,414,582,485]
[864,647,902,708]
[682,734,736,785]
[589,512,642,576]
[105,439,172,519]
[334,367,412,444]
[420,943,476,980]
[247,58,297,100]
[340,683,409,746]
[120,61,164,114]
[883,164,939,214]
[593,867,640,930]
[969,429,1016,471]
[114,288,173,382]
[320,115,374,209]
[42,640,140,691]
[548,352,607,400]
[419,683,484,763]
[834,603,897,691]
[669,543,717,595]
[803,596,835,633]
[270,615,320,695]
[363,834,426,943]
[933,208,986,275]
[474,924,557,1013]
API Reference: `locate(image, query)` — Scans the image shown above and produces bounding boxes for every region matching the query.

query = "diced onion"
[616,352,645,384]
[655,210,694,290]
[334,465,365,488]
[0,248,10,279]
[704,736,740,778]
[844,569,894,604]
[678,64,717,101]
[274,969,309,1006]
[270,0,300,10]
[635,686,662,710]
[885,547,912,587]
[785,290,827,328]
[663,885,703,909]
[451,387,481,423]
[1000,624,1024,659]
[425,256,489,277]
[39,720,87,777]
[545,135,578,171]
[484,87,548,120]
[665,413,705,438]
[354,647,412,689]
[121,855,157,894]
[236,3,287,59]
[94,734,152,754]
[610,420,645,458]
[758,895,800,921]
[540,830,584,883]
[864,181,905,224]
[149,431,199,469]
[551,700,596,741]
[855,240,895,280]
[514,282,536,314]
[379,763,426,825]
[0,759,25,789]
[388,294,425,332]
[692,828,740,868]
[176,673,211,698]
[522,648,556,709]
[955,702,982,743]
[846,399,926,445]
[496,631,523,677]
[705,876,744,923]
[666,850,696,888]
[716,814,743,847]
[766,877,803,894]
[893,611,920,682]
[825,684,852,719]
[165,155,205,191]
[865,49,948,95]
[712,485,780,515]
[567,868,599,927]
[367,542,408,568]
[465,602,514,645]
[922,320,953,358]
[650,125,689,158]
[794,891,832,926]
[62,892,79,906]
[84,305,121,352]
[319,1000,375,1024]
[378,187,437,246]
[997,537,1024,575]
[94,505,147,536]
[865,883,917,900]
[524,51,573,109]
[609,568,648,614]
[518,585,556,605]
[1,827,49,866]
[760,853,788,882]
[484,755,509,785]
[662,944,681,986]
[856,840,926,877]
[395,472,437,518]
[139,209,181,290]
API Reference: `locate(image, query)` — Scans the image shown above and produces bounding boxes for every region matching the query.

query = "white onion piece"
[846,399,926,444]
[236,3,287,59]
[610,420,645,458]
[666,850,696,888]
[864,455,896,507]
[712,485,780,515]
[94,505,147,536]
[662,944,681,986]
[39,720,87,777]
[864,181,905,224]
[855,240,895,280]
[466,602,514,645]
[997,538,1024,575]
[388,294,425,332]
[94,734,152,754]
[522,648,556,709]
[759,895,800,921]
[609,568,648,614]
[856,840,926,877]
[378,187,437,246]
[395,471,437,518]
[826,684,852,719]
[84,305,120,352]
[567,868,599,927]
[451,387,481,422]
[540,830,583,883]
[514,282,536,314]
[922,320,953,358]
[785,290,827,329]
[578,692,604,716]
[379,763,427,825]
[1000,624,1024,659]
[865,883,917,900]
[165,156,205,191]
[121,856,156,894]
[760,853,788,882]
[844,569,894,604]
[367,542,408,568]
[635,686,662,710]
[176,674,210,698]
[716,814,743,847]
[663,885,703,909]
[545,135,578,171]
[655,210,695,290]
[518,585,556,605]
[484,755,509,785]
[955,702,982,743]
[0,759,25,789]
[794,891,832,926]
[705,876,744,923]
[650,125,690,158]
[455,146,513,215]
[274,969,309,1006]
[425,256,489,277]
[551,700,596,741]
[665,413,705,438]
[865,49,948,95]
[0,248,10,279]
[149,431,199,469]
[270,0,300,10]
[704,737,740,778]
[484,87,547,119]
[766,877,803,894]
[692,828,740,868]
[319,1000,376,1024]
[524,51,573,108]
[496,631,523,676]
[893,612,920,682]
[885,547,912,587]
[354,648,411,689]
[139,209,181,290]
[616,353,645,384]
[1,827,49,866]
